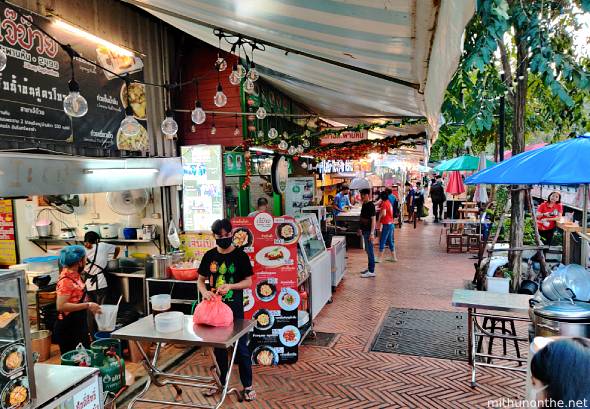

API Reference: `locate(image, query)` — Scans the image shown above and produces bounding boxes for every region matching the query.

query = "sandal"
[243,387,256,402]
[204,387,219,397]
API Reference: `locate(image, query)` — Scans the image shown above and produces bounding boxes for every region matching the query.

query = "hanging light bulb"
[214,84,227,107]
[302,139,310,148]
[0,48,7,72]
[248,62,259,82]
[279,140,288,150]
[234,126,240,136]
[215,57,227,72]
[63,79,88,117]
[161,109,178,136]
[305,129,311,137]
[191,101,206,125]
[229,64,241,86]
[268,128,278,139]
[120,107,141,137]
[211,114,216,134]
[288,146,296,155]
[302,162,308,169]
[236,63,246,79]
[282,131,289,139]
[257,130,264,138]
[244,78,255,94]
[191,124,196,133]
[297,145,304,154]
[256,106,267,120]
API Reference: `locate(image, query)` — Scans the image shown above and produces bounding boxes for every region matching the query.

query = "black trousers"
[213,334,252,388]
[54,309,90,355]
[432,201,444,220]
[539,229,555,247]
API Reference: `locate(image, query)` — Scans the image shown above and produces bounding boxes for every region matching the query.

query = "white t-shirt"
[84,242,116,291]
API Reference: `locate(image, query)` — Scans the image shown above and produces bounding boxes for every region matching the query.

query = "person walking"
[404,182,415,223]
[376,191,397,262]
[429,176,446,223]
[197,218,256,401]
[358,189,376,278]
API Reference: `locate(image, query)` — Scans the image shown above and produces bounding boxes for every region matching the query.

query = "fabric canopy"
[434,155,495,172]
[465,135,590,185]
[503,142,547,159]
[472,153,489,203]
[446,171,465,196]
[124,0,475,138]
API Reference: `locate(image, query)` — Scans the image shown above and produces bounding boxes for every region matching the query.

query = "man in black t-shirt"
[198,218,256,401]
[358,188,377,278]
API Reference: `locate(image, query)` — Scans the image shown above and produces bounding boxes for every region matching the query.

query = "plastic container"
[23,256,59,273]
[123,227,137,240]
[150,294,171,312]
[486,276,510,293]
[170,266,198,281]
[155,311,183,333]
[95,305,118,332]
[61,348,96,367]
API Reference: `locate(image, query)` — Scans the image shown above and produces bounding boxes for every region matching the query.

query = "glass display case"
[0,269,36,409]
[296,214,326,263]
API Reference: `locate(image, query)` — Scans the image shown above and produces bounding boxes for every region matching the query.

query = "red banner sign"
[320,129,368,145]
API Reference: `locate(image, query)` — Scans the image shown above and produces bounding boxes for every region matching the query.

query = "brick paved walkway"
[137,219,526,408]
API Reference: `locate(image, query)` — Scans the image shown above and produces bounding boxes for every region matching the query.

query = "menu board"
[0,3,147,151]
[285,177,315,216]
[181,145,224,232]
[0,200,16,266]
[231,213,299,365]
[179,232,216,263]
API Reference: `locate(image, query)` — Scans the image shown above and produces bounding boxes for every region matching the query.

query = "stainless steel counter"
[112,315,254,349]
[34,364,99,408]
[452,289,531,313]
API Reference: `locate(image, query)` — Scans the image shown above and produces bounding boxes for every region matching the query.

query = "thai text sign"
[320,129,368,145]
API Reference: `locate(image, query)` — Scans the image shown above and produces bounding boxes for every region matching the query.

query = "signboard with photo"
[0,3,147,151]
[0,200,16,266]
[231,213,299,365]
[181,145,224,232]
[285,177,315,216]
[223,152,246,176]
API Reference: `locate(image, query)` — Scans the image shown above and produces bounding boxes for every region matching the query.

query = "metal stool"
[476,316,522,365]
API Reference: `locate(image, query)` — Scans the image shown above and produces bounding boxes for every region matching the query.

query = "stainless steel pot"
[152,255,171,279]
[533,301,590,337]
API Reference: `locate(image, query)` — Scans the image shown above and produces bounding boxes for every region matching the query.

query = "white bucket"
[95,304,118,331]
[150,294,171,312]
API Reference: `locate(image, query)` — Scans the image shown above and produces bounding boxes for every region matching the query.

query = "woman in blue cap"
[53,245,102,354]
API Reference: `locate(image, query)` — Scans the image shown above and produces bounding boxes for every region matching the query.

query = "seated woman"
[536,191,563,246]
[531,338,590,404]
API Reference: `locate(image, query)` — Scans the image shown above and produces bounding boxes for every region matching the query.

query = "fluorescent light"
[53,19,135,57]
[84,168,159,175]
[300,155,314,159]
[249,146,274,154]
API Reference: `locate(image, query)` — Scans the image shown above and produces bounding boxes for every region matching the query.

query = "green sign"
[224,152,246,176]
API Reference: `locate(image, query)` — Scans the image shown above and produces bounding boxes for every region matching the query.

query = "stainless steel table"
[451,289,531,388]
[112,315,255,409]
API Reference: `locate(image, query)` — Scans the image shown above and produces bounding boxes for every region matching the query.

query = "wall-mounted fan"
[106,189,150,216]
[44,195,80,214]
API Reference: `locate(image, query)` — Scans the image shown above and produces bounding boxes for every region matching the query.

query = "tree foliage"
[431,0,590,162]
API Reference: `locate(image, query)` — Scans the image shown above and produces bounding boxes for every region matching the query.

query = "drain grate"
[303,331,340,347]
[371,308,467,361]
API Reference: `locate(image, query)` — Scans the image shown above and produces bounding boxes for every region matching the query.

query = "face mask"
[78,262,85,273]
[216,237,233,249]
[529,384,548,401]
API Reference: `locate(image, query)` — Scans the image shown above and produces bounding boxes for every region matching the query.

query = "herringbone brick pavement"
[137,218,526,408]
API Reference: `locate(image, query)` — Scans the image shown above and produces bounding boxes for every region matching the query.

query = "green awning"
[434,155,495,172]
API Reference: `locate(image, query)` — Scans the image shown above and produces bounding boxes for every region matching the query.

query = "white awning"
[125,0,474,140]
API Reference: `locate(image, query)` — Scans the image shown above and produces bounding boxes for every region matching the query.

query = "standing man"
[405,182,415,223]
[83,231,120,305]
[358,188,377,278]
[332,184,351,217]
[429,175,446,223]
[197,219,256,402]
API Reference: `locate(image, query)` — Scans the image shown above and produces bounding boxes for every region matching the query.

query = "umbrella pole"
[582,184,589,267]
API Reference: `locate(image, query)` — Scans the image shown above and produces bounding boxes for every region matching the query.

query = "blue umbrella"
[465,134,590,238]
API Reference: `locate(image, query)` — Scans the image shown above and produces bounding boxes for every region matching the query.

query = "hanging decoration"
[233,114,240,136]
[215,34,227,72]
[210,114,216,135]
[191,80,206,125]
[62,46,88,118]
[241,141,252,190]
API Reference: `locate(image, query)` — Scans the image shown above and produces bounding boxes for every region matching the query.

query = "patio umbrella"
[349,178,371,190]
[446,171,465,219]
[434,155,495,172]
[472,152,489,204]
[465,134,590,240]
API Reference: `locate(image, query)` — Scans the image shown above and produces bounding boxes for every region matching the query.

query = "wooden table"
[556,220,581,264]
[452,289,531,388]
[439,219,482,245]
[458,207,480,219]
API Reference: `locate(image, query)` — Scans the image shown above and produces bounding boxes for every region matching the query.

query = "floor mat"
[371,308,468,361]
[302,331,340,347]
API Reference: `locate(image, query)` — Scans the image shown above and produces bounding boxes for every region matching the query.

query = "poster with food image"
[231,214,299,364]
[285,177,315,216]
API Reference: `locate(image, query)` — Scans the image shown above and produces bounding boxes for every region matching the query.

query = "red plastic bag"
[193,295,234,327]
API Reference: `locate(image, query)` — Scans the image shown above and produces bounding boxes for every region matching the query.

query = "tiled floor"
[136,218,526,408]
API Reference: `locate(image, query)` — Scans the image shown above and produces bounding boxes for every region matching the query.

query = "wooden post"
[526,189,550,277]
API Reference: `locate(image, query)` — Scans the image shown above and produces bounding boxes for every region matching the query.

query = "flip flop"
[243,387,256,402]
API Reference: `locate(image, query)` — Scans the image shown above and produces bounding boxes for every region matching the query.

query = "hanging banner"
[231,213,300,365]
[0,3,148,151]
[320,129,368,145]
[0,200,16,266]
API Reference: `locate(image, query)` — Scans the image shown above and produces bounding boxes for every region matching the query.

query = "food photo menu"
[231,213,300,365]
